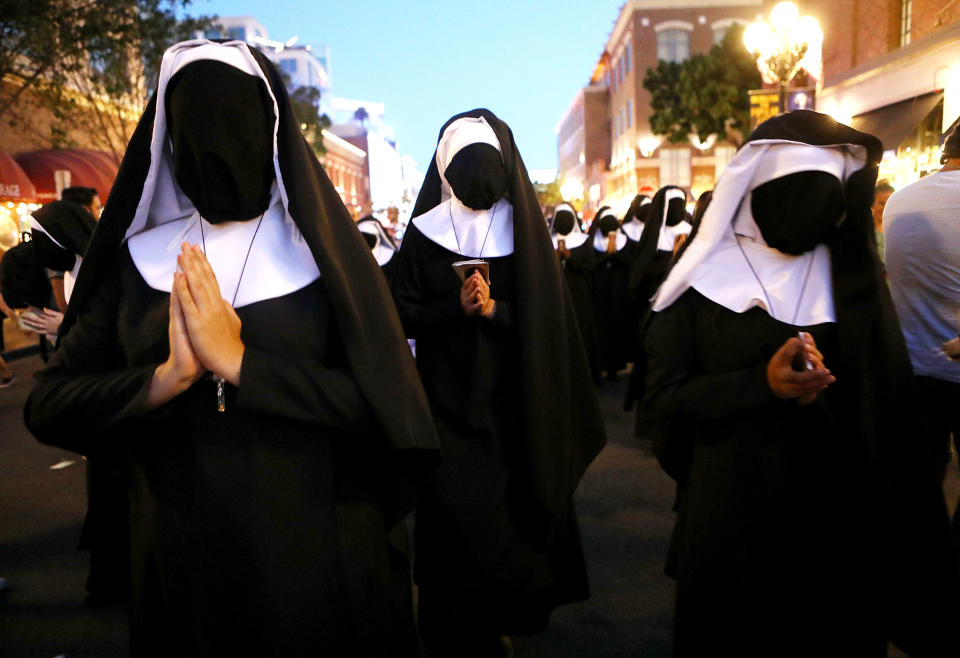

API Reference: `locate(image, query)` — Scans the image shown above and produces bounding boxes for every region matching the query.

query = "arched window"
[656,27,691,63]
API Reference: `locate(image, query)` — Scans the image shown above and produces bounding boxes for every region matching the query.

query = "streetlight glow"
[744,2,822,112]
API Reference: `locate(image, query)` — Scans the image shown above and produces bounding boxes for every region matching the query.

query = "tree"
[643,24,761,146]
[353,106,369,128]
[289,85,332,156]
[1,0,214,159]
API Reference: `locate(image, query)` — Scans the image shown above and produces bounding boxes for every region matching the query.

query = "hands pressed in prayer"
[460,270,496,318]
[146,270,206,409]
[606,233,617,254]
[557,239,570,261]
[766,332,835,405]
[175,243,245,386]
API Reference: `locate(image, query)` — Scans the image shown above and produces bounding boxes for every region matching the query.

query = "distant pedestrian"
[872,180,894,263]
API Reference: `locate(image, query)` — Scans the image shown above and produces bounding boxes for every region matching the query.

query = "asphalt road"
[1,354,955,657]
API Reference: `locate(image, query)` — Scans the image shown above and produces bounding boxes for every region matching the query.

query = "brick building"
[556,0,762,216]
[554,83,610,218]
[317,129,371,219]
[814,0,960,188]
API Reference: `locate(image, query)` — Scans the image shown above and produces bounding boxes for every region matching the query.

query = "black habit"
[642,111,959,656]
[24,41,438,657]
[393,109,605,644]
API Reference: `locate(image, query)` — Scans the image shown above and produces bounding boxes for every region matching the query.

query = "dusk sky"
[195,0,622,174]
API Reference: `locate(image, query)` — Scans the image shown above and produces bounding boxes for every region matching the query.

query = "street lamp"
[744,2,822,113]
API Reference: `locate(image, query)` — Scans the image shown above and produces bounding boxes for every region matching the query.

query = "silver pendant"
[213,374,226,413]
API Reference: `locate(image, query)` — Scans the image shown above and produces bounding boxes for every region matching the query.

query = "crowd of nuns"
[18,39,959,658]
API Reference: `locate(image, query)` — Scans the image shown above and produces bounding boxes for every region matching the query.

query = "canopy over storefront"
[851,92,943,153]
[14,149,119,204]
[0,149,37,203]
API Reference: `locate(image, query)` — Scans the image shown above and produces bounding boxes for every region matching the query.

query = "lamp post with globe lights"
[743,2,823,114]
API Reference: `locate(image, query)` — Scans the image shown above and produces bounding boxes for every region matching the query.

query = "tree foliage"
[1,0,214,159]
[289,85,332,156]
[643,24,761,146]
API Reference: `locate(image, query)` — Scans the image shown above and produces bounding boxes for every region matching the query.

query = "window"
[900,0,912,46]
[625,42,632,73]
[621,107,627,134]
[626,100,633,129]
[657,29,690,63]
[279,59,298,75]
[227,26,245,41]
[204,28,222,39]
[714,145,736,177]
[659,148,691,187]
[619,53,625,84]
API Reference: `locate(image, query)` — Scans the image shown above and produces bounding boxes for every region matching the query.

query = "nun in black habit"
[641,111,959,656]
[551,202,599,383]
[627,185,691,306]
[390,109,605,656]
[357,214,399,284]
[24,40,439,657]
[619,193,651,243]
[30,195,131,605]
[588,206,638,379]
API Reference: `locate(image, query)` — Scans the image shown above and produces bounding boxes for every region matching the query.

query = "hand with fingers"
[460,270,496,318]
[20,307,63,339]
[146,275,206,409]
[766,332,835,405]
[175,243,245,386]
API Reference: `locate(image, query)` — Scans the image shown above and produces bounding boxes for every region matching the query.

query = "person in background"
[872,180,894,264]
[884,125,960,542]
[0,215,18,386]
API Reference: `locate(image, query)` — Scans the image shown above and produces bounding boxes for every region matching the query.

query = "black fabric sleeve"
[23,265,157,454]
[235,347,376,435]
[391,229,462,338]
[485,298,513,330]
[641,294,780,424]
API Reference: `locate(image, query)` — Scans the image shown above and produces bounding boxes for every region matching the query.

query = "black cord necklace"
[198,211,266,412]
[450,200,497,258]
[735,236,816,326]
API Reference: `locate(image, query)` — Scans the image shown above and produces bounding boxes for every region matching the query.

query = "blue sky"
[194,0,622,173]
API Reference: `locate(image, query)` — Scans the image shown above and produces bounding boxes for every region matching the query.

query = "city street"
[1,353,956,657]
[0,355,677,657]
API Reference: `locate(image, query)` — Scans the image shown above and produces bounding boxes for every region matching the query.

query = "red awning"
[0,149,37,202]
[14,149,120,204]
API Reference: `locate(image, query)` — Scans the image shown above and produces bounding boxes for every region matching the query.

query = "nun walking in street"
[24,40,439,657]
[641,111,959,656]
[357,214,400,283]
[391,109,605,657]
[551,202,600,383]
[588,206,638,380]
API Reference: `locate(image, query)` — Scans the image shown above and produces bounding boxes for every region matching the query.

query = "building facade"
[318,129,370,218]
[813,0,960,188]
[557,0,762,215]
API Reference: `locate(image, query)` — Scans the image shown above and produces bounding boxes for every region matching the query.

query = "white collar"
[357,219,397,266]
[127,191,319,308]
[123,40,320,307]
[593,229,627,252]
[658,220,692,251]
[552,232,588,249]
[621,221,644,242]
[412,197,514,257]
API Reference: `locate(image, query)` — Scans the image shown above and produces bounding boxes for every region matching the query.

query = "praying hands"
[146,243,245,409]
[460,270,496,318]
